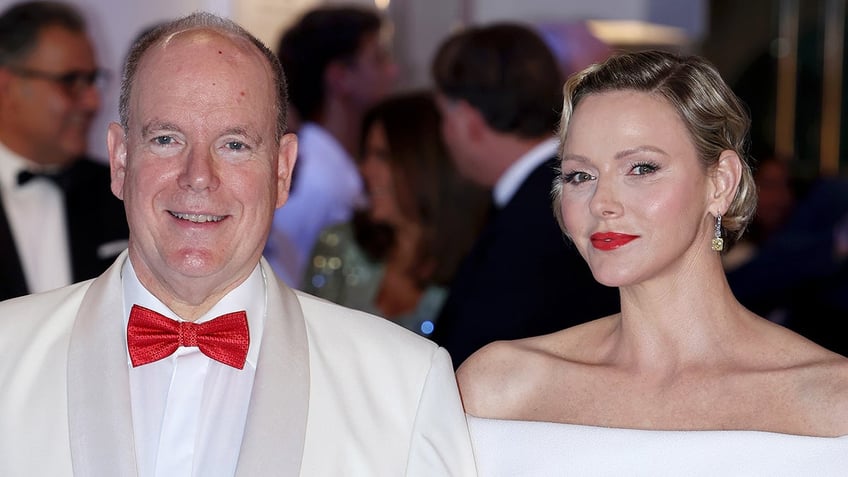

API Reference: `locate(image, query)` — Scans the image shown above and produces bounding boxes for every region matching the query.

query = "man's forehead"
[133,28,271,89]
[133,27,271,87]
[129,95,273,138]
[155,28,256,59]
[28,25,92,58]
[126,25,278,133]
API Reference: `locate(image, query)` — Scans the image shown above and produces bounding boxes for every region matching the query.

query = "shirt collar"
[0,141,67,191]
[121,257,267,368]
[492,136,559,208]
[0,141,34,191]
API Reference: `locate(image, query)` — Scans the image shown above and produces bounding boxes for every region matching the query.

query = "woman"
[458,50,848,475]
[303,91,489,336]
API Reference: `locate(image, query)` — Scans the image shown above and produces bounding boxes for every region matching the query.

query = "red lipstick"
[590,232,638,251]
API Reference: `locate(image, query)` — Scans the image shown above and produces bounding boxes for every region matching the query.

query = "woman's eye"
[631,162,659,175]
[562,170,595,184]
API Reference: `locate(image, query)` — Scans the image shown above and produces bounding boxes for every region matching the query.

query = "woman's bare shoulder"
[456,318,612,418]
[762,325,848,435]
[456,338,552,419]
[789,348,848,435]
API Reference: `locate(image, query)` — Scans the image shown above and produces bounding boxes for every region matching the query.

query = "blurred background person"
[430,23,619,367]
[303,91,489,337]
[749,156,799,243]
[723,151,848,357]
[728,174,848,356]
[0,1,127,300]
[265,4,398,288]
[723,153,798,270]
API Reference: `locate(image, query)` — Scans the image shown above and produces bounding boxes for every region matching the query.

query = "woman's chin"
[589,269,633,289]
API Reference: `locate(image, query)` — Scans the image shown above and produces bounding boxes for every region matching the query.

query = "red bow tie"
[127,305,250,369]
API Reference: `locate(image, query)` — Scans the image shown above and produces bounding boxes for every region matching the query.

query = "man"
[430,23,620,366]
[0,1,128,300]
[265,5,398,287]
[0,12,475,476]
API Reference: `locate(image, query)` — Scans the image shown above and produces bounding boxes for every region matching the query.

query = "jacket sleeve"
[405,347,478,476]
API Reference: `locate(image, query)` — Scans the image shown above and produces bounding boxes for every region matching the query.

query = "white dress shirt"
[0,141,72,292]
[265,122,366,288]
[122,258,266,477]
[493,136,559,208]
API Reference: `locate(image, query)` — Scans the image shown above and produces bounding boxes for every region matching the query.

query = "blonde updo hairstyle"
[553,50,756,249]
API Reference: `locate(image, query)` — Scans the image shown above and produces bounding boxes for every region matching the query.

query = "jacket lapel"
[0,192,28,300]
[66,256,310,475]
[235,259,310,476]
[67,252,139,476]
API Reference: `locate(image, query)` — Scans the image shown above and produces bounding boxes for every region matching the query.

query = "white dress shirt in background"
[0,141,72,293]
[265,122,365,288]
[493,136,559,208]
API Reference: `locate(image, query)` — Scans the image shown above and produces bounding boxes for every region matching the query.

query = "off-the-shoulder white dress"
[467,415,848,476]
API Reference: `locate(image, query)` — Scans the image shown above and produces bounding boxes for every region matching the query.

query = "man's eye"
[154,136,174,146]
[226,141,246,151]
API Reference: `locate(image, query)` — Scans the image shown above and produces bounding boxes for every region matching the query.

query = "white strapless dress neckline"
[467,415,848,476]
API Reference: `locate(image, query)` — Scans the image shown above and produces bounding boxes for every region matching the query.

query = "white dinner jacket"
[0,252,476,476]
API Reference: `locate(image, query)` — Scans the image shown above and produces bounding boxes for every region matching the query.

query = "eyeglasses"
[6,66,108,98]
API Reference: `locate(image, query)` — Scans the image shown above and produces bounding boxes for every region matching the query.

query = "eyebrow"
[140,122,263,146]
[220,126,263,147]
[561,145,669,164]
[560,153,589,163]
[614,145,669,160]
[141,121,181,137]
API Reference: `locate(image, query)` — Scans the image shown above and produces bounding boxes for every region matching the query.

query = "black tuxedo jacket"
[432,157,620,367]
[0,158,129,300]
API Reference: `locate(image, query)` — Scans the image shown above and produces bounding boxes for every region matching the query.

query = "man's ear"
[454,100,488,143]
[709,150,743,214]
[107,122,128,200]
[275,132,298,209]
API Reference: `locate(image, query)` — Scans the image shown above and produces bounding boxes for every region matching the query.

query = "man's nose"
[179,149,220,192]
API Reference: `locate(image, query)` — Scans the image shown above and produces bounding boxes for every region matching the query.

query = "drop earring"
[711,214,724,252]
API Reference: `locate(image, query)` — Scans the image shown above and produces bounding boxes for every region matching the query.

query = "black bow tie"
[17,168,73,191]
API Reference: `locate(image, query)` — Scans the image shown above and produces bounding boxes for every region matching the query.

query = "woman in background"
[303,91,489,336]
[458,50,848,475]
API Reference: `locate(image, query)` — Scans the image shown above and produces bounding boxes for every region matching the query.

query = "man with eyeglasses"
[0,1,128,300]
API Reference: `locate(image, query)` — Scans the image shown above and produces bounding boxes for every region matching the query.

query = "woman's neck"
[609,258,753,375]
